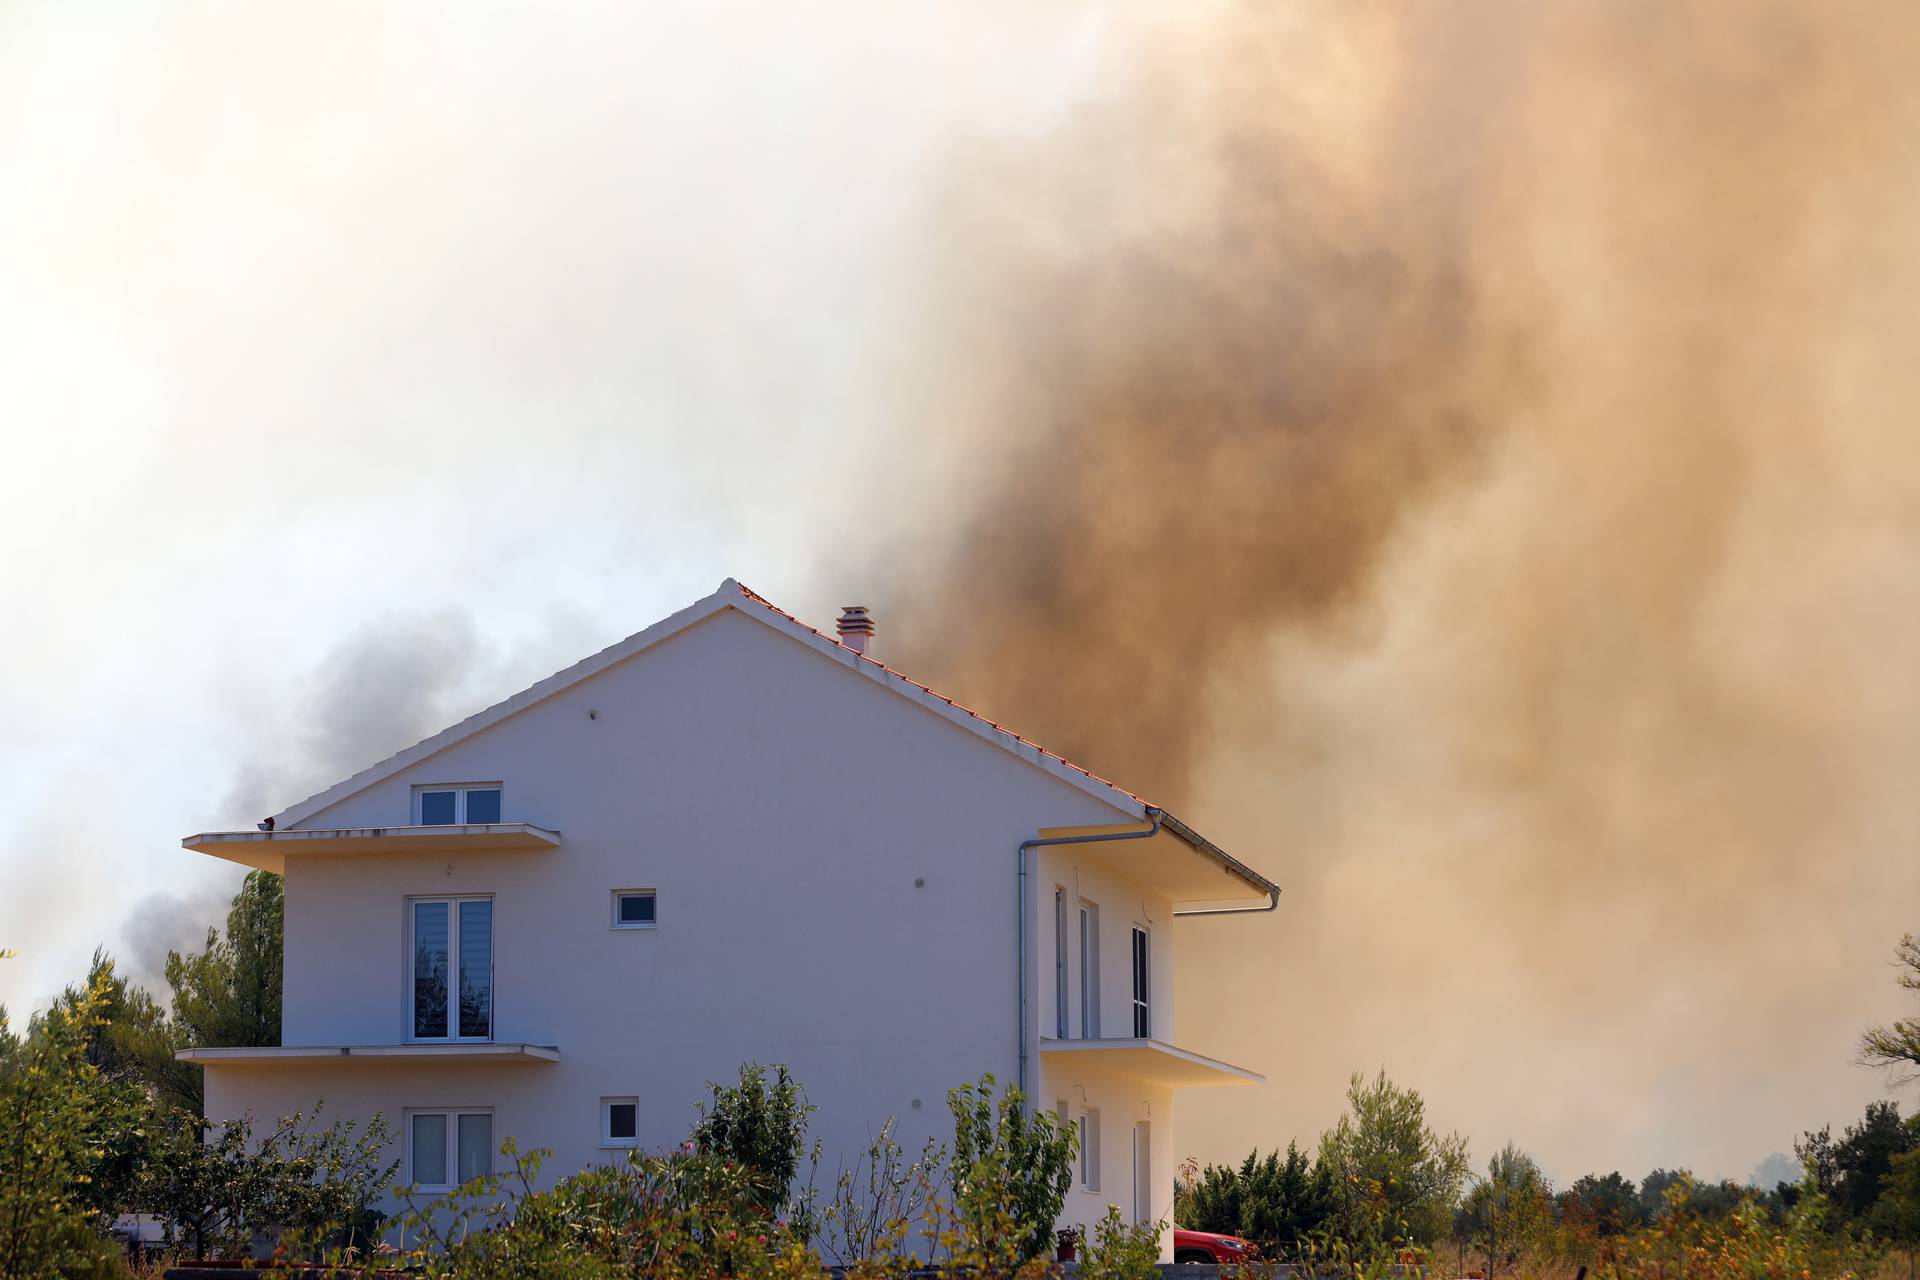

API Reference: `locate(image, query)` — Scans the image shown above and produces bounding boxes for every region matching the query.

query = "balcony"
[1038,1037,1261,1088]
[180,823,562,874]
[176,1043,560,1067]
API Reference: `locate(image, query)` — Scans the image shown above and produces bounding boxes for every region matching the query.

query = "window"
[612,890,657,929]
[1130,926,1150,1039]
[415,784,504,825]
[1080,1109,1101,1191]
[1079,902,1100,1039]
[1054,887,1069,1038]
[411,897,493,1040]
[408,1110,492,1189]
[602,1097,640,1147]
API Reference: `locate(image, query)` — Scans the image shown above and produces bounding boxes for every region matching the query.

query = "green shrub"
[140,1105,396,1260]
[1079,1205,1162,1280]
[943,1074,1076,1268]
[392,1138,819,1280]
[0,975,123,1278]
[692,1062,820,1226]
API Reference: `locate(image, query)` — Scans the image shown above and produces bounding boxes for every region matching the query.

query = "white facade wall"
[205,605,1133,1226]
[1032,846,1179,1258]
[1034,847,1175,1048]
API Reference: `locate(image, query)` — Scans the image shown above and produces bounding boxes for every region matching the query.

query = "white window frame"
[611,888,658,931]
[601,1097,641,1148]
[408,895,495,1043]
[1130,925,1150,1040]
[1080,1108,1101,1192]
[1053,887,1070,1038]
[1079,901,1100,1039]
[406,1108,494,1191]
[412,783,505,825]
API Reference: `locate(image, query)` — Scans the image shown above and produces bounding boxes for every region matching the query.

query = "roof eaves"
[1158,810,1282,899]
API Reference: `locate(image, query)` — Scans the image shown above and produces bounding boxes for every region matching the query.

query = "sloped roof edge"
[265,580,1275,899]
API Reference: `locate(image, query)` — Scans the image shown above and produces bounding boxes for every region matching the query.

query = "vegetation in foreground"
[6,880,1920,1278]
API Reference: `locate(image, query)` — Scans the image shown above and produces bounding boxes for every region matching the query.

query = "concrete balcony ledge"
[180,823,562,873]
[176,1043,560,1066]
[1037,1037,1262,1087]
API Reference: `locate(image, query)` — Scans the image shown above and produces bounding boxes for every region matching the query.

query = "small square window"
[465,788,502,824]
[613,890,657,929]
[603,1097,639,1146]
[420,791,458,825]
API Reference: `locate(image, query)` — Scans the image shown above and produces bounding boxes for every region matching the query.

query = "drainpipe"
[1017,808,1166,1111]
[1171,891,1281,919]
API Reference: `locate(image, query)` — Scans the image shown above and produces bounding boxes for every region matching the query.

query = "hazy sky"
[4,1,1917,1190]
[0,0,1101,995]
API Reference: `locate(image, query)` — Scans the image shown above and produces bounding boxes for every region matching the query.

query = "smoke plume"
[864,2,1920,1179]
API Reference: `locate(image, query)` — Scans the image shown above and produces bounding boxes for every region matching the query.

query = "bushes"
[378,1073,1072,1280]
[1077,1205,1162,1280]
[944,1074,1076,1269]
[1592,1176,1875,1280]
[1178,1144,1334,1260]
[0,973,125,1279]
[692,1063,820,1225]
[139,1106,396,1259]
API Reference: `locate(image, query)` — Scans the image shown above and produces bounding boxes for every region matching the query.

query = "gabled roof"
[266,579,1278,899]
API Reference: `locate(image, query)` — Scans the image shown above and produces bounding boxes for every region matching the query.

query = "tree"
[692,1062,821,1222]
[140,1106,397,1260]
[166,869,284,1055]
[1559,1171,1645,1235]
[1875,1145,1920,1280]
[1639,1168,1689,1221]
[1177,1145,1334,1259]
[1837,1103,1916,1222]
[1862,934,1920,1083]
[1799,1101,1917,1226]
[1317,1069,1471,1248]
[71,949,199,1114]
[1456,1145,1553,1279]
[944,1075,1076,1267]
[0,972,126,1278]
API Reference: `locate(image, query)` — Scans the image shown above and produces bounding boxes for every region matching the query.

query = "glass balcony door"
[411,896,493,1041]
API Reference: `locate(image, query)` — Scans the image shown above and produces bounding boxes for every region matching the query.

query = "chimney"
[835,605,875,655]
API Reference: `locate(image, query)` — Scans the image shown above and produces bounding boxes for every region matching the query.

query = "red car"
[1173,1228,1259,1264]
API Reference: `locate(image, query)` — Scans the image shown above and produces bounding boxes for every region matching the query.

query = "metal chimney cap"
[835,605,875,653]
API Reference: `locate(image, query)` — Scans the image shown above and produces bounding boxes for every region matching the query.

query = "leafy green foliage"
[389,1139,818,1280]
[1078,1204,1162,1280]
[1456,1144,1554,1277]
[1317,1069,1471,1248]
[0,971,127,1278]
[944,1075,1076,1267]
[1177,1143,1334,1259]
[1797,1101,1919,1223]
[1591,1175,1874,1280]
[692,1062,821,1224]
[1558,1171,1647,1235]
[138,1105,396,1259]
[166,869,284,1053]
[1873,1143,1920,1253]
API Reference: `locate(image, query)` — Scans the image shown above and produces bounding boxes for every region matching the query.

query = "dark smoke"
[860,1,1920,1179]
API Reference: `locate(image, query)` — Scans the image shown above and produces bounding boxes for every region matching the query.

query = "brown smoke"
[860,2,1920,1178]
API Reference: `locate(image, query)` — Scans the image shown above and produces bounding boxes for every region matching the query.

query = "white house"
[177,579,1278,1255]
